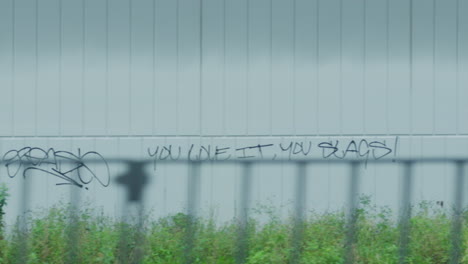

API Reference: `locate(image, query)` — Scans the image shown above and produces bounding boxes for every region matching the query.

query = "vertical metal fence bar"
[289,162,307,264]
[399,162,413,264]
[116,161,148,264]
[133,163,147,264]
[345,161,360,264]
[16,171,30,264]
[185,161,201,264]
[450,161,465,264]
[66,185,81,264]
[236,162,252,264]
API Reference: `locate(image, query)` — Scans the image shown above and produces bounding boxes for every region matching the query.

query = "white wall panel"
[317,0,341,134]
[341,0,365,134]
[130,0,154,135]
[13,0,37,136]
[154,0,178,135]
[388,0,411,134]
[434,0,458,134]
[412,0,435,134]
[0,0,14,136]
[201,0,224,135]
[271,0,294,135]
[83,0,107,135]
[247,0,272,135]
[294,0,318,135]
[107,0,131,135]
[0,0,467,223]
[364,0,388,134]
[224,0,248,135]
[0,0,465,137]
[178,0,201,135]
[94,138,121,218]
[61,0,85,135]
[459,0,468,134]
[37,0,61,136]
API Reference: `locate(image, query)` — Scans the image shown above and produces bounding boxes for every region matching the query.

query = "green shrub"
[0,183,8,237]
[0,199,466,263]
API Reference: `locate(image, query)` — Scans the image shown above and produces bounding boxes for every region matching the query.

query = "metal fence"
[2,157,468,264]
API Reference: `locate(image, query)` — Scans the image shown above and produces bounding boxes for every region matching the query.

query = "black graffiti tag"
[2,147,110,189]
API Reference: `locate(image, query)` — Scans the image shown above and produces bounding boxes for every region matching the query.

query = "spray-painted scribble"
[2,147,110,189]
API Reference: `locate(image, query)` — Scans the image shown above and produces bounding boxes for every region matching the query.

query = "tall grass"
[0,199,466,263]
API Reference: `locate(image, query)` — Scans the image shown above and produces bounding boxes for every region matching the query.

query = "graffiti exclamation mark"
[393,136,399,162]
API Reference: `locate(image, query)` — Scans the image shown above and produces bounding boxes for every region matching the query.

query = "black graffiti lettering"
[2,147,110,189]
[159,145,181,161]
[252,144,274,159]
[358,140,370,158]
[369,141,392,160]
[198,145,212,161]
[292,141,312,156]
[145,136,398,165]
[279,142,293,152]
[159,146,172,160]
[235,146,255,159]
[148,147,159,157]
[188,144,198,161]
[332,141,345,159]
[279,142,293,159]
[393,136,399,161]
[215,146,231,160]
[358,139,370,165]
[318,141,339,159]
[148,147,159,171]
[342,140,358,158]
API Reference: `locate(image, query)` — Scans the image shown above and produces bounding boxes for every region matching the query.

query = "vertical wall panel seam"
[209,138,213,204]
[339,0,343,136]
[409,0,414,136]
[11,0,15,135]
[92,137,96,203]
[269,0,272,136]
[455,0,460,135]
[129,0,132,136]
[199,0,203,136]
[163,136,167,215]
[316,0,320,136]
[432,0,436,135]
[35,0,38,136]
[59,0,63,136]
[222,0,226,135]
[443,137,447,203]
[176,0,179,135]
[293,0,297,136]
[46,138,50,203]
[246,0,250,135]
[152,0,156,135]
[419,137,423,198]
[363,0,367,135]
[105,0,109,135]
[385,0,390,135]
[82,0,86,136]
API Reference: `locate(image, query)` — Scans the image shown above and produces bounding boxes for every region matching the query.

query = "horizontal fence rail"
[1,157,467,264]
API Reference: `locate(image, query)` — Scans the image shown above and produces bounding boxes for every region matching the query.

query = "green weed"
[0,198,466,263]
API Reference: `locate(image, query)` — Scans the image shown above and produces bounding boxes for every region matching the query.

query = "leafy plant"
[0,183,9,239]
[0,198,467,263]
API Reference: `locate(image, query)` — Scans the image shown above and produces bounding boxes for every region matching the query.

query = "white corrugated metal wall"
[0,0,467,223]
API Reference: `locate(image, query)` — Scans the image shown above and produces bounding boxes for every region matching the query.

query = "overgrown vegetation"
[0,194,466,263]
[0,183,9,240]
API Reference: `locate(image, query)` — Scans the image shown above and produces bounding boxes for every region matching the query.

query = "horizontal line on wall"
[0,134,468,139]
